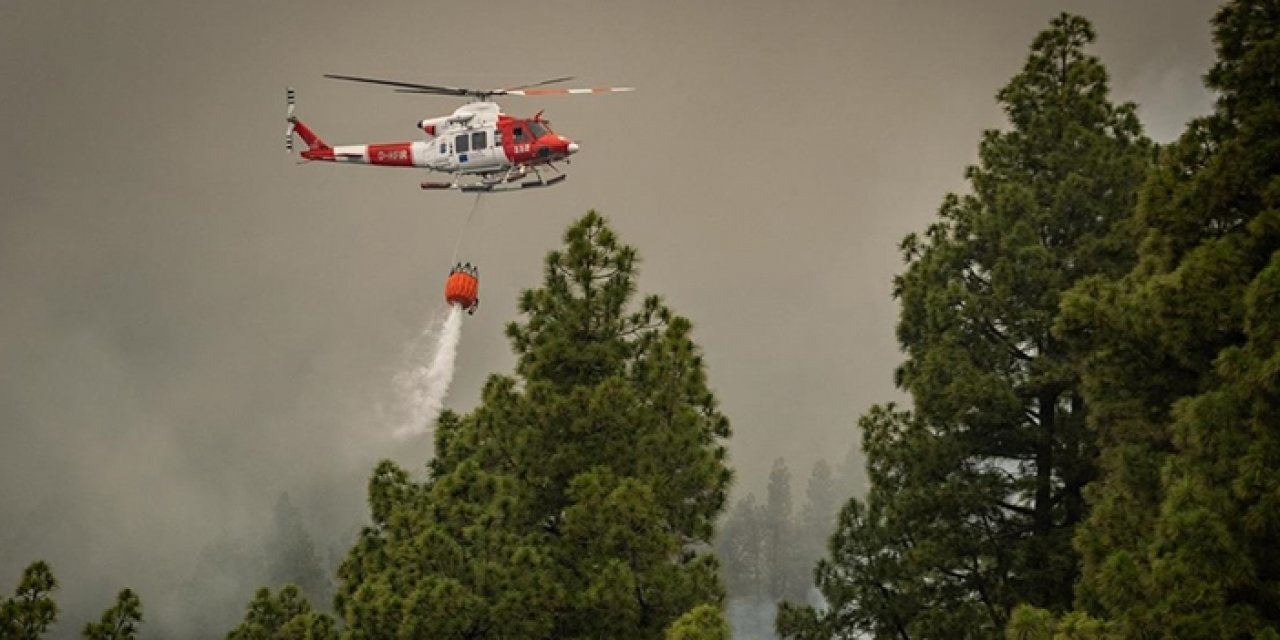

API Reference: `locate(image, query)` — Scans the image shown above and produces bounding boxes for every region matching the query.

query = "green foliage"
[1,561,59,640]
[226,585,336,640]
[665,604,730,640]
[1005,605,1117,640]
[781,14,1152,639]
[334,211,732,639]
[1006,605,1055,640]
[1056,1,1280,636]
[82,589,142,640]
[1,562,147,640]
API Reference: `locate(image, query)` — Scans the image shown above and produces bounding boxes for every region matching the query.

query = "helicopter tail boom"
[290,120,330,154]
[285,87,334,160]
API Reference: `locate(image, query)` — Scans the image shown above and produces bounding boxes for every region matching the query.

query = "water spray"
[389,195,486,439]
[391,302,464,440]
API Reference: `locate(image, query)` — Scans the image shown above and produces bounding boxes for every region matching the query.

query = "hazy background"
[1,0,1216,635]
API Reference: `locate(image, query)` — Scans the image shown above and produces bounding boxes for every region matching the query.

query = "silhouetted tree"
[762,458,805,604]
[82,589,142,640]
[265,493,328,606]
[795,459,838,597]
[716,494,765,600]
[1,561,58,640]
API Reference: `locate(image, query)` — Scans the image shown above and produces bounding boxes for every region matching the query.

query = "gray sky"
[1,0,1217,634]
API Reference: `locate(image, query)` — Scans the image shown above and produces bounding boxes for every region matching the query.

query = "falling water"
[391,303,465,439]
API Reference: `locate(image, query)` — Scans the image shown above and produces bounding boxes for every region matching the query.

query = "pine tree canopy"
[82,589,142,640]
[1052,1,1280,636]
[780,13,1153,639]
[333,211,733,639]
[1,561,59,640]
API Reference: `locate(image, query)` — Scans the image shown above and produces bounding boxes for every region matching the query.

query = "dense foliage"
[1020,1,1280,637]
[779,12,1154,639]
[784,2,1280,639]
[226,586,336,640]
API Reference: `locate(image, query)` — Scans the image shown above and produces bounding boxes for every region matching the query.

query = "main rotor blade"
[324,74,471,96]
[504,86,636,96]
[503,76,576,91]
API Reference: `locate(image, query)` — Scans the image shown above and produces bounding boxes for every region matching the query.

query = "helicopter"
[285,75,633,193]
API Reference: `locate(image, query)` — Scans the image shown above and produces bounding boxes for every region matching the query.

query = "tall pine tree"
[264,493,329,607]
[763,458,805,604]
[82,589,142,640]
[1047,1,1280,636]
[333,211,733,639]
[1,561,58,640]
[779,14,1151,638]
[716,493,765,601]
[796,459,839,602]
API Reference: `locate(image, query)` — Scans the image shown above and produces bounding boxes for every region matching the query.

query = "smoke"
[391,304,465,439]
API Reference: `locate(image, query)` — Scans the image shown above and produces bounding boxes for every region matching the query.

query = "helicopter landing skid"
[424,174,567,193]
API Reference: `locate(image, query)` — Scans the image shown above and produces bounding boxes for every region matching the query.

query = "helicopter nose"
[566,142,580,155]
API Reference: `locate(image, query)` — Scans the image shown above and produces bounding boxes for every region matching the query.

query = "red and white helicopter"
[286,75,633,193]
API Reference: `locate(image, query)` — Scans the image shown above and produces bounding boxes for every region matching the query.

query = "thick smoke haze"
[1,0,1216,635]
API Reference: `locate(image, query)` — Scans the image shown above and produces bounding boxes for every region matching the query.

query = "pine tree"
[82,589,142,640]
[226,585,336,640]
[334,211,733,639]
[780,14,1151,638]
[1,561,58,640]
[796,459,838,599]
[265,493,329,607]
[778,406,926,640]
[762,458,804,604]
[716,493,765,600]
[1052,1,1280,636]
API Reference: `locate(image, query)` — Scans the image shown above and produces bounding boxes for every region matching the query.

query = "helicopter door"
[452,130,499,172]
[452,132,471,170]
[468,130,497,170]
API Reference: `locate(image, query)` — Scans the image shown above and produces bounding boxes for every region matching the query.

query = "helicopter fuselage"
[300,102,578,177]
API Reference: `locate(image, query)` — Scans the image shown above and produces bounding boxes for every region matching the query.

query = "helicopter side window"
[455,134,470,153]
[512,126,526,143]
[439,143,447,154]
[471,131,486,150]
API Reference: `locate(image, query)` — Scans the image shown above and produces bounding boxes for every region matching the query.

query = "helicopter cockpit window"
[527,122,549,138]
[471,131,486,150]
[455,134,470,153]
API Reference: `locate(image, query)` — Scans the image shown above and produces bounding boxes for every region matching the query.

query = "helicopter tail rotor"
[285,87,297,152]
